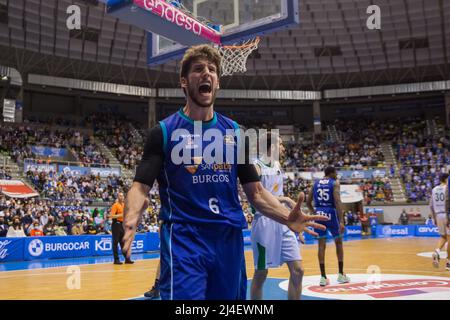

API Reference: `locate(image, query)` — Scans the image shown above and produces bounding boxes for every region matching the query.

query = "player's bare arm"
[122,182,151,259]
[306,186,315,214]
[446,185,449,227]
[277,196,296,209]
[430,196,437,225]
[333,180,344,232]
[242,181,327,236]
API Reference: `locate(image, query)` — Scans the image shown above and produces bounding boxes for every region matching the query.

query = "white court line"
[0,255,160,274]
[0,267,159,279]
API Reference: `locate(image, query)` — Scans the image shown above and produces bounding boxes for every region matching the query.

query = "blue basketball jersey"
[313,177,336,208]
[157,109,246,229]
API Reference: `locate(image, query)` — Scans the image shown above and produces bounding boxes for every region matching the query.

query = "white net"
[216,37,260,77]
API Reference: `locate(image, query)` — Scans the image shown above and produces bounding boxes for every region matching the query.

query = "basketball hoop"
[216,37,260,77]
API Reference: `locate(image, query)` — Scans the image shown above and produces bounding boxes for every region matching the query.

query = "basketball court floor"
[1,237,449,300]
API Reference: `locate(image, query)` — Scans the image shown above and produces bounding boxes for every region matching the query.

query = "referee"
[110,192,133,265]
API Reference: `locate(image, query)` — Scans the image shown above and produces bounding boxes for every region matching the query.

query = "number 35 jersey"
[312,178,340,238]
[313,178,336,209]
[157,109,246,229]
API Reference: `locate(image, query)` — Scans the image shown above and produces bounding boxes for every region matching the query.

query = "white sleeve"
[6,227,15,238]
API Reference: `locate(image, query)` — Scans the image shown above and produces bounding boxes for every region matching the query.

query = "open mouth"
[198,82,212,95]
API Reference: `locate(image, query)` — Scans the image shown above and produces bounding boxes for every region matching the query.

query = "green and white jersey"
[253,158,284,217]
[250,159,301,269]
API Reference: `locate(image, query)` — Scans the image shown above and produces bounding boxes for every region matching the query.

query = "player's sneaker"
[446,263,450,271]
[432,250,440,268]
[144,285,160,299]
[319,277,330,287]
[337,273,350,284]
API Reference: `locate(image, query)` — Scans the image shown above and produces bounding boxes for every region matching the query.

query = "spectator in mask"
[7,216,26,238]
[22,211,33,233]
[30,221,44,237]
[63,211,75,235]
[360,212,370,235]
[103,219,112,235]
[85,218,98,235]
[44,216,57,236]
[71,216,85,235]
[399,211,409,225]
[425,214,434,226]
[0,216,9,237]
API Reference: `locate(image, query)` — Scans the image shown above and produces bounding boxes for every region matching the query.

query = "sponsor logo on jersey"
[184,157,203,174]
[200,163,232,172]
[182,134,200,150]
[224,134,236,145]
[192,174,230,184]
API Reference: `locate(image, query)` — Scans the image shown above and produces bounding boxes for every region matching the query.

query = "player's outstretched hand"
[286,192,328,237]
[122,198,150,259]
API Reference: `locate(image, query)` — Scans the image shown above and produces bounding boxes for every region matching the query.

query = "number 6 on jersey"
[209,197,220,214]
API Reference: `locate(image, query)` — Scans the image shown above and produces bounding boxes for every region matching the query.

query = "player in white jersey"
[250,132,315,300]
[429,173,449,270]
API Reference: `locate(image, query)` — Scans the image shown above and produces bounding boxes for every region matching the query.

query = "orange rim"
[221,36,260,50]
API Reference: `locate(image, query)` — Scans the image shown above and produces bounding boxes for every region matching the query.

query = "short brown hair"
[180,44,221,79]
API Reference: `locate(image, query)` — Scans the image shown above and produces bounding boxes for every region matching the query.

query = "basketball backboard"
[105,0,299,66]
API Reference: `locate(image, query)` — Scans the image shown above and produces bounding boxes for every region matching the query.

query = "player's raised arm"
[242,181,327,235]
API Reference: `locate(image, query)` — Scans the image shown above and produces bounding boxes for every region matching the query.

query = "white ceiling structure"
[0,0,449,90]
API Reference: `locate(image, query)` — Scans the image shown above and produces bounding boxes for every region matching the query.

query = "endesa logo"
[286,274,450,300]
[141,0,203,36]
[382,226,409,236]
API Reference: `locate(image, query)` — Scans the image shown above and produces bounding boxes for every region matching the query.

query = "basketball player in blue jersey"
[121,44,328,300]
[250,133,306,300]
[306,166,350,287]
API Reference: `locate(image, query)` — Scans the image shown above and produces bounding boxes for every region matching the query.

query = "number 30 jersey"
[430,185,447,214]
[313,178,336,209]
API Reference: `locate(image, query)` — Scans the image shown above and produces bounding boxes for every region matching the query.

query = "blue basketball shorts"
[159,222,247,300]
[313,207,342,239]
